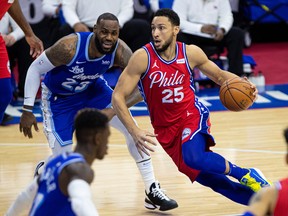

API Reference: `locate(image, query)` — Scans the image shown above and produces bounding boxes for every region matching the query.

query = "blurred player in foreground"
[242,128,288,216]
[6,108,110,216]
[112,8,271,206]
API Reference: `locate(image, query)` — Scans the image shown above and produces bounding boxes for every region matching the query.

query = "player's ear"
[174,26,180,36]
[93,132,101,148]
[93,24,97,32]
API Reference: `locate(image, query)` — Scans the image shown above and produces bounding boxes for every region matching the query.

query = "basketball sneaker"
[145,181,178,211]
[240,168,272,192]
[34,160,45,177]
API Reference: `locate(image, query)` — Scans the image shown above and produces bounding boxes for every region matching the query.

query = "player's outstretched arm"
[112,49,157,157]
[5,177,39,216]
[113,39,143,107]
[186,45,238,86]
[8,0,44,58]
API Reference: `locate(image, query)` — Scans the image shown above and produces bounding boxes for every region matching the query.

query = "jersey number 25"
[162,86,184,103]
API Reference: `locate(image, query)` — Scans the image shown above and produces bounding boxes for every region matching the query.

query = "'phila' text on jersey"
[149,70,185,88]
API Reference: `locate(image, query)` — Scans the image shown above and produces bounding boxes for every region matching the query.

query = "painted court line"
[0,143,285,155]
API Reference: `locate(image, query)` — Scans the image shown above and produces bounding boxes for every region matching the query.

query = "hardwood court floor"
[0,107,288,216]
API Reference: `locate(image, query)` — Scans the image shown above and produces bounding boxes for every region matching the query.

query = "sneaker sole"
[144,198,178,211]
[144,198,157,210]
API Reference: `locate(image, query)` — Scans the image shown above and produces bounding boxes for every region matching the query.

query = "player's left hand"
[19,111,39,138]
[25,34,44,58]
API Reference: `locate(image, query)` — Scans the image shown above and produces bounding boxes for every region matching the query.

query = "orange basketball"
[219,77,256,112]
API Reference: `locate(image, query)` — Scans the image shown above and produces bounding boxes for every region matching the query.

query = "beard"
[94,35,117,54]
[154,37,173,52]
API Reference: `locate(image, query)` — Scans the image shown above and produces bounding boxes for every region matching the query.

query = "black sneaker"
[145,181,178,211]
[34,161,45,177]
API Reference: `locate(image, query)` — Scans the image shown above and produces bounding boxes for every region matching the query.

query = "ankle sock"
[228,162,249,181]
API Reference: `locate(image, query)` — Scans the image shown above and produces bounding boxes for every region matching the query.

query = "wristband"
[22,107,33,112]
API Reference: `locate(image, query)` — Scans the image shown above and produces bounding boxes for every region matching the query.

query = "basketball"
[219,77,256,112]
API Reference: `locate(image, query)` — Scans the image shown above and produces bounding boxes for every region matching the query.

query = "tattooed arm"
[113,39,143,107]
[45,34,78,66]
[20,34,78,138]
[113,39,133,69]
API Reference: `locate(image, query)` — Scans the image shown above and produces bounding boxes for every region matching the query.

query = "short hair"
[154,8,180,26]
[97,12,119,25]
[284,128,288,144]
[74,108,108,143]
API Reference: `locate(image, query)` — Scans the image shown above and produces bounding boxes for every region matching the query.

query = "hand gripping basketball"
[219,77,256,112]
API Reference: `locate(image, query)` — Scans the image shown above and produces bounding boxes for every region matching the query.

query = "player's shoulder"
[46,33,78,65]
[65,161,94,183]
[56,34,78,50]
[185,44,203,54]
[129,47,148,64]
[184,43,208,65]
[117,38,132,56]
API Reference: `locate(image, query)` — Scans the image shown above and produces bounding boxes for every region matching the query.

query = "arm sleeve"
[8,15,25,41]
[5,177,39,216]
[68,179,99,216]
[62,0,80,28]
[24,51,55,107]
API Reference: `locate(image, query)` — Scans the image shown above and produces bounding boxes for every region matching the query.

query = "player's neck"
[75,147,94,165]
[159,43,177,61]
[88,35,104,59]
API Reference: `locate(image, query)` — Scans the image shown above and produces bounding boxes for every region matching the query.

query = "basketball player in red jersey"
[112,8,271,206]
[242,128,288,216]
[0,0,43,125]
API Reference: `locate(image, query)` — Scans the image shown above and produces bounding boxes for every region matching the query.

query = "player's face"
[151,16,175,52]
[95,125,110,160]
[94,19,119,54]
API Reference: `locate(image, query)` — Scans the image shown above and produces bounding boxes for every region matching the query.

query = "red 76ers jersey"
[0,0,14,19]
[138,42,199,127]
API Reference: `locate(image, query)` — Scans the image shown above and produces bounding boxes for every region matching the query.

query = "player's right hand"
[19,112,39,138]
[25,34,44,58]
[131,128,157,158]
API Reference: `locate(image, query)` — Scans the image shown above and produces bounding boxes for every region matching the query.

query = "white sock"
[5,177,38,216]
[109,115,156,192]
[136,158,156,192]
